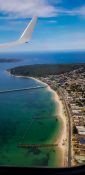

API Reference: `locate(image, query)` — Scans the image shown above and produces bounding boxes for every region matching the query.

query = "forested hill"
[9,64,85,77]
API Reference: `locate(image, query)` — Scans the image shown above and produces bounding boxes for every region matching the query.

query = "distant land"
[0,58,21,63]
[8,64,85,77]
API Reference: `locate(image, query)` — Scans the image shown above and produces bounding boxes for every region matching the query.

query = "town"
[37,66,85,166]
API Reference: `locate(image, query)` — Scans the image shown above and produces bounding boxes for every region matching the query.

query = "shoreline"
[7,71,67,167]
[30,77,67,167]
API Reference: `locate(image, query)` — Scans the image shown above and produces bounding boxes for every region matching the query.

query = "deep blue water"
[0,51,85,66]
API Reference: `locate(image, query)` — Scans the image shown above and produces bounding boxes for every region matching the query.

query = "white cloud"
[48,20,57,23]
[0,0,57,18]
[0,0,85,19]
[60,5,85,17]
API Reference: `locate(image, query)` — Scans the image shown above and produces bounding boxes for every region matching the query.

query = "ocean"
[0,51,85,167]
[0,51,85,65]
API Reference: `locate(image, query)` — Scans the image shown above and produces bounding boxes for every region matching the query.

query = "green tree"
[73,125,78,135]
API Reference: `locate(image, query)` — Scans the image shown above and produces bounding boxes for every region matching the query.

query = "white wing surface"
[0,16,37,49]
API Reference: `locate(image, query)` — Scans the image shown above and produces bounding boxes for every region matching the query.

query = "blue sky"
[0,0,85,52]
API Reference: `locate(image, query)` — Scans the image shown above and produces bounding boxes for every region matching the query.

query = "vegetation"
[73,125,78,135]
[81,108,85,112]
[0,58,21,63]
[70,83,82,92]
[8,64,85,77]
[75,99,85,107]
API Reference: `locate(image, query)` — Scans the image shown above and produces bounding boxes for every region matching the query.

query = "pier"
[17,143,58,148]
[33,116,57,120]
[0,85,47,93]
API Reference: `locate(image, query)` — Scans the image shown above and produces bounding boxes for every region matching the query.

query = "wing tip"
[19,16,38,43]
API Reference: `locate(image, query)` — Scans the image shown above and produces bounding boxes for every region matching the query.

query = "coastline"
[30,77,67,167]
[7,71,67,167]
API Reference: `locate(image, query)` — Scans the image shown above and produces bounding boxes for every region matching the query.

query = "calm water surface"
[0,51,85,167]
[0,52,62,167]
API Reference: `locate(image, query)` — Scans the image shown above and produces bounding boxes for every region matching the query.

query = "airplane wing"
[0,16,37,49]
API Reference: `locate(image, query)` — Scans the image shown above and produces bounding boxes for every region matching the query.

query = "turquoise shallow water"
[0,80,61,167]
[0,54,62,167]
[0,52,85,167]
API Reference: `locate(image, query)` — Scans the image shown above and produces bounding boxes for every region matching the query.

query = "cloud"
[48,20,57,23]
[60,5,85,17]
[0,0,85,19]
[0,0,57,18]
